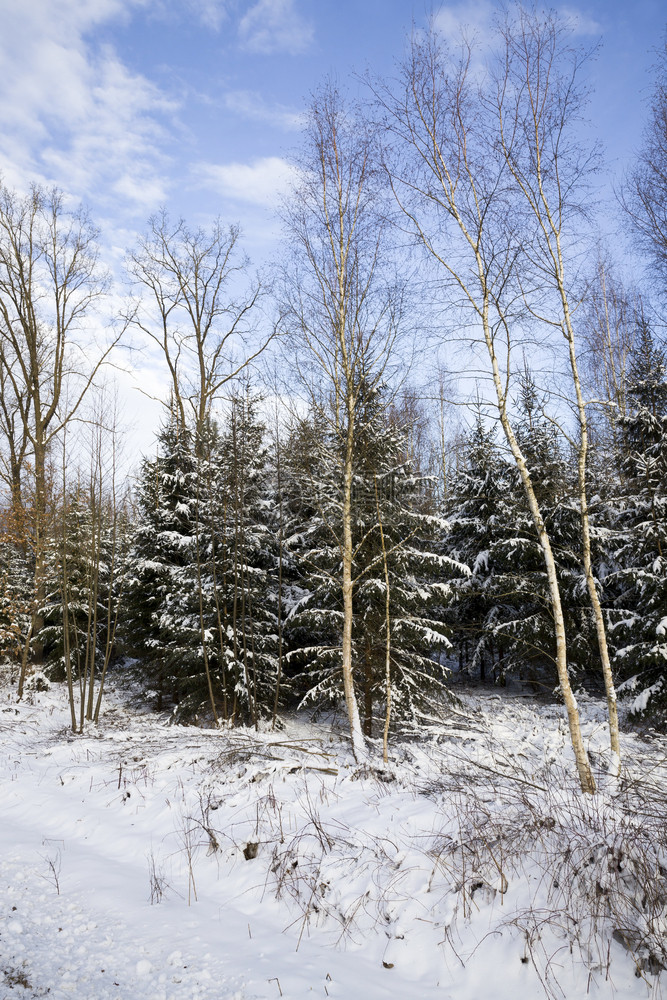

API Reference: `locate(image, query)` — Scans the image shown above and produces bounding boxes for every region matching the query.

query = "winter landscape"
[2,666,667,1000]
[1,0,667,997]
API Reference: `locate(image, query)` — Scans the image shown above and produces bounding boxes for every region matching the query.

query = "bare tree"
[0,344,31,512]
[126,212,270,443]
[580,261,637,453]
[55,391,129,732]
[374,28,597,791]
[280,84,406,762]
[493,9,620,768]
[0,184,121,674]
[623,39,667,292]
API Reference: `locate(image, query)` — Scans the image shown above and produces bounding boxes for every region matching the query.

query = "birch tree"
[280,84,405,761]
[374,29,597,791]
[493,9,620,768]
[623,39,667,291]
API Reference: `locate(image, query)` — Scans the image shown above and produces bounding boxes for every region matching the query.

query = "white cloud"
[429,3,600,68]
[223,90,304,130]
[238,0,313,55]
[560,7,602,36]
[0,0,176,212]
[185,0,228,31]
[195,156,295,206]
[431,0,495,48]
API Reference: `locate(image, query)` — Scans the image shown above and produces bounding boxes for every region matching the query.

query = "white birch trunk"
[341,423,366,762]
[479,287,596,794]
[560,288,621,772]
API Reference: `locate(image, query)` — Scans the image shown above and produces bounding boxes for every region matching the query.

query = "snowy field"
[1,669,666,1000]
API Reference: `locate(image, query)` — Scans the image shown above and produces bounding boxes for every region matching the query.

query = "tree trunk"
[561,289,621,773]
[481,292,596,794]
[363,640,373,738]
[342,425,365,761]
[31,432,48,667]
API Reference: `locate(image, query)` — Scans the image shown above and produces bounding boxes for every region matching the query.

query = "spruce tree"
[444,380,600,690]
[124,418,198,711]
[505,379,600,688]
[443,416,514,682]
[287,389,458,735]
[211,392,280,725]
[607,322,667,718]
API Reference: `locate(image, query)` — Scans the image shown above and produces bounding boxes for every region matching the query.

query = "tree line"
[0,8,665,794]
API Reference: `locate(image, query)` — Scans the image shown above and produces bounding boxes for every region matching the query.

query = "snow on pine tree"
[445,378,599,689]
[443,414,515,682]
[0,505,33,662]
[508,378,601,687]
[125,399,280,725]
[208,392,280,726]
[276,411,333,693]
[123,417,199,712]
[286,386,461,736]
[607,320,667,719]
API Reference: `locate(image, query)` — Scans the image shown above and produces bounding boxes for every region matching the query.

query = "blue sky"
[0,0,664,454]
[2,0,664,259]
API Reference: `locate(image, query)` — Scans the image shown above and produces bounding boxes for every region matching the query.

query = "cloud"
[0,0,176,212]
[184,0,228,31]
[430,2,601,66]
[195,156,295,206]
[559,6,602,37]
[238,0,313,55]
[223,90,304,130]
[431,0,495,48]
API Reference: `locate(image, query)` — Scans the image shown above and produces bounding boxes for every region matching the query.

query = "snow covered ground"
[1,668,666,1000]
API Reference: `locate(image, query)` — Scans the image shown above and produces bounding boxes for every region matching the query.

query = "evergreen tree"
[443,416,515,682]
[125,397,280,725]
[505,378,601,687]
[444,379,601,689]
[607,322,667,718]
[287,389,458,734]
[0,504,33,662]
[124,418,198,710]
[209,393,280,725]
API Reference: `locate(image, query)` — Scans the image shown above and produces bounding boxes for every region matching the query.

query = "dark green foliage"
[124,399,280,725]
[0,519,32,660]
[606,324,667,718]
[124,419,199,709]
[444,381,600,690]
[204,394,280,725]
[286,389,459,734]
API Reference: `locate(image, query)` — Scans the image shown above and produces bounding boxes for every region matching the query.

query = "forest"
[1,7,667,997]
[0,8,664,780]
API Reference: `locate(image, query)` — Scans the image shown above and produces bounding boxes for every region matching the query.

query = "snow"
[1,669,666,999]
[629,680,664,715]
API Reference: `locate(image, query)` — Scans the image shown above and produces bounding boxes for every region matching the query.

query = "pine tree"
[607,321,667,718]
[124,418,198,711]
[444,380,601,691]
[287,389,459,735]
[125,397,280,725]
[443,416,515,682]
[0,503,33,663]
[504,380,600,688]
[209,393,280,725]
